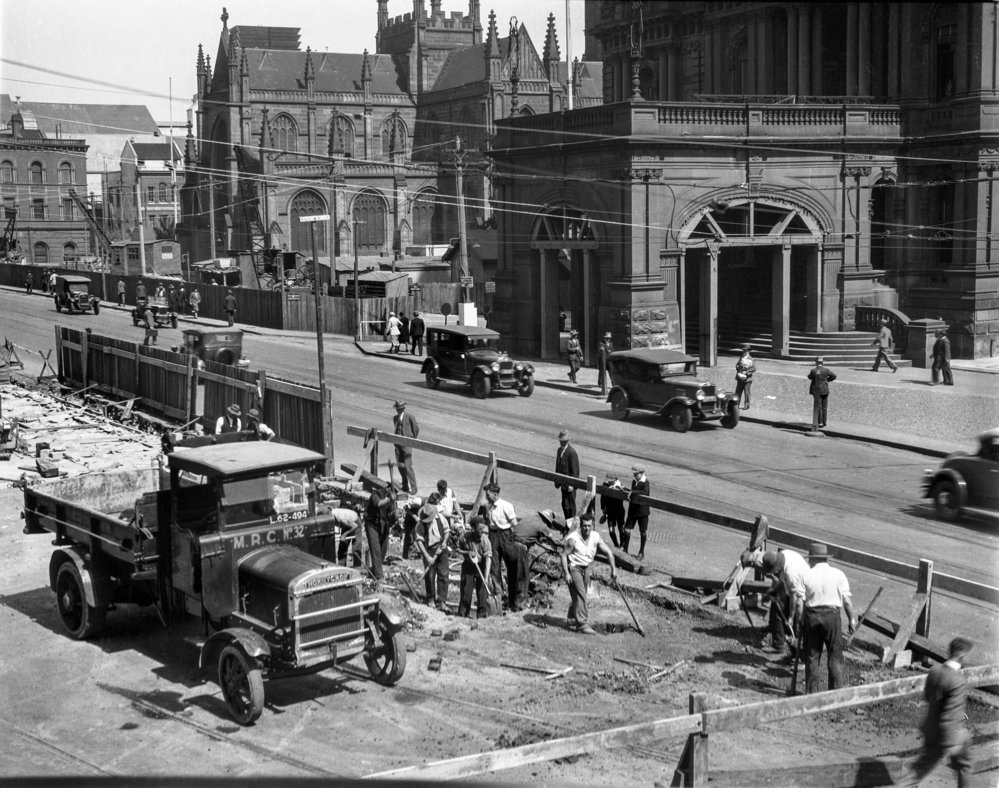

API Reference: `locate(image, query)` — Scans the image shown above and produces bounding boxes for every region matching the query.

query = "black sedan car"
[421,325,534,398]
[923,428,999,522]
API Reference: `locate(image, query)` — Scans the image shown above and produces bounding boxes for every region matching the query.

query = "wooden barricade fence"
[199,359,261,435]
[259,374,333,472]
[365,665,999,782]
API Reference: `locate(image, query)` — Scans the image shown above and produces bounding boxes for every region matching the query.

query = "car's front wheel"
[425,367,440,389]
[517,375,534,397]
[610,391,629,420]
[720,399,740,429]
[933,480,962,522]
[471,372,491,399]
[669,405,693,433]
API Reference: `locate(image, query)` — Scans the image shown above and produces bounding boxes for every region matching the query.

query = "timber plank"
[882,593,928,665]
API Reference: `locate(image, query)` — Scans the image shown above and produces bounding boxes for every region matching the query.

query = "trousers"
[803,605,845,693]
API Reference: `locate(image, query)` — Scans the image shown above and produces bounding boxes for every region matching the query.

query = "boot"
[638,533,647,562]
[620,531,631,553]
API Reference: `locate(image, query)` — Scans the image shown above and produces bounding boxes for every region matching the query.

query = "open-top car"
[421,325,534,398]
[923,428,999,522]
[53,274,100,315]
[606,348,740,432]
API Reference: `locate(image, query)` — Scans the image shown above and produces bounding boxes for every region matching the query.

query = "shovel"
[469,555,501,616]
[613,579,646,637]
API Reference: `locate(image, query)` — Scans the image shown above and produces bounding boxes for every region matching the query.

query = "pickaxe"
[613,579,646,637]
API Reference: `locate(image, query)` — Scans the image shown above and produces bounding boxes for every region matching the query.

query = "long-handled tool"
[613,579,646,637]
[845,586,883,651]
[467,554,500,615]
[788,641,802,696]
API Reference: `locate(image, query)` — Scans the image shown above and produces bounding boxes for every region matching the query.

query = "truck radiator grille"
[295,585,364,649]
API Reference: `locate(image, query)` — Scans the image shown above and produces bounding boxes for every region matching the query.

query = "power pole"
[208,173,217,261]
[135,179,147,276]
[352,215,366,341]
[453,136,470,300]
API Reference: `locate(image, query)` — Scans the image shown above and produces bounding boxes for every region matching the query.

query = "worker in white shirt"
[800,542,857,693]
[560,511,616,634]
[245,408,275,441]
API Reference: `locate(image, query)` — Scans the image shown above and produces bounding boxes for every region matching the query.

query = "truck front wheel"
[55,562,106,640]
[364,621,406,686]
[218,644,264,725]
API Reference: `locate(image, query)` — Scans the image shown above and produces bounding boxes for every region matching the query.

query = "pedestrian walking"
[560,511,616,635]
[40,268,49,293]
[597,332,613,395]
[392,400,419,493]
[136,281,147,302]
[245,408,275,441]
[457,515,492,619]
[871,318,898,372]
[807,356,837,430]
[215,403,242,435]
[416,496,451,611]
[47,269,56,292]
[931,329,954,386]
[800,542,856,694]
[365,483,397,583]
[167,285,178,314]
[24,271,33,294]
[385,311,401,353]
[566,329,582,383]
[554,429,580,523]
[623,464,650,560]
[223,289,237,326]
[142,307,158,346]
[409,311,426,355]
[558,305,567,332]
[735,343,756,410]
[188,289,201,319]
[483,483,526,611]
[117,280,126,306]
[900,637,974,787]
[599,471,626,548]
[398,312,410,353]
[178,285,186,314]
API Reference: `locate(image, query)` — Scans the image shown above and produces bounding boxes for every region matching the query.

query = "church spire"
[543,12,560,81]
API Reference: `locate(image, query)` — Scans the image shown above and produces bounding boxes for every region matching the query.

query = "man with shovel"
[457,515,493,619]
[561,511,617,634]
[416,499,451,611]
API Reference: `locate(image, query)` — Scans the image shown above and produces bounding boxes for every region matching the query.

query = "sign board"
[298,214,330,223]
[484,281,496,293]
[460,276,474,286]
[286,294,302,302]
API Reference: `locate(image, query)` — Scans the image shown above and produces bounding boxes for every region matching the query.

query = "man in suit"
[554,429,580,523]
[392,400,419,493]
[623,464,651,560]
[931,329,954,386]
[900,637,973,787]
[871,317,898,372]
[807,356,837,430]
[409,311,426,356]
[597,332,614,395]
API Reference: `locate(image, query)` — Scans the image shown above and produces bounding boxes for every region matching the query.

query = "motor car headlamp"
[695,390,706,401]
[491,362,500,372]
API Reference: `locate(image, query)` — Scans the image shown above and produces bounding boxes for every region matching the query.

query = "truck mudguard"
[48,547,108,609]
[372,593,406,628]
[200,627,271,672]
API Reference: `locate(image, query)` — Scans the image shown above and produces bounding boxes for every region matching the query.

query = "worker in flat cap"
[622,464,650,560]
[800,543,856,694]
[392,400,419,493]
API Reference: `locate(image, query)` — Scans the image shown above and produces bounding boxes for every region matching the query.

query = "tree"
[153,216,176,240]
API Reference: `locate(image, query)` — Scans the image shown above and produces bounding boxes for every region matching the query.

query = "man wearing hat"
[554,429,580,522]
[215,403,242,435]
[599,471,625,548]
[870,317,898,372]
[245,408,275,441]
[409,310,426,356]
[565,329,582,384]
[597,332,614,395]
[735,343,756,410]
[743,549,809,654]
[224,289,237,327]
[385,311,402,353]
[623,465,651,560]
[800,542,856,694]
[416,491,451,610]
[392,400,419,493]
[931,328,953,386]
[807,357,837,430]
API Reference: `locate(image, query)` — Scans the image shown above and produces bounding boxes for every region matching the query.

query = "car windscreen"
[658,362,688,376]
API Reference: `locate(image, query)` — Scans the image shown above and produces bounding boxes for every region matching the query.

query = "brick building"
[104,139,184,244]
[489,2,999,361]
[0,107,90,267]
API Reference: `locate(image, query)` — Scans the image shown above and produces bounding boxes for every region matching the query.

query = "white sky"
[0,0,588,124]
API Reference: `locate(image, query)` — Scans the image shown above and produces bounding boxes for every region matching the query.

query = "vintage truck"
[22,442,406,725]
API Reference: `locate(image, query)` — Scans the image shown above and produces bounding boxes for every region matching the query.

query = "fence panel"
[199,360,261,433]
[55,326,84,387]
[262,374,332,460]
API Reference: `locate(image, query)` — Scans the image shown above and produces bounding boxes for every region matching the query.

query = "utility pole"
[352,215,366,341]
[135,179,147,276]
[208,173,217,261]
[565,0,573,110]
[453,136,470,293]
[300,213,332,473]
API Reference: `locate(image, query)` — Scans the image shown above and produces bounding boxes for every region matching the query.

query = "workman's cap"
[436,479,448,490]
[935,329,946,337]
[603,332,612,339]
[247,408,260,421]
[760,551,785,574]
[808,543,829,561]
[394,400,406,409]
[815,356,824,364]
[485,483,500,494]
[570,329,579,335]
[227,404,241,417]
[413,311,420,316]
[631,464,645,474]
[605,471,618,481]
[419,504,437,523]
[557,429,570,441]
[740,343,752,351]
[389,311,395,316]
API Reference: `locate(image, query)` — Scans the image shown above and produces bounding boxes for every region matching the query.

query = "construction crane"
[1,208,22,262]
[233,145,270,289]
[68,189,115,262]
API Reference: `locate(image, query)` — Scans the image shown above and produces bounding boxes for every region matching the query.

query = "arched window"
[329,114,355,158]
[29,161,44,185]
[59,161,73,185]
[159,182,168,202]
[380,114,408,162]
[63,242,77,261]
[412,190,444,246]
[33,242,49,264]
[0,160,13,183]
[272,114,298,153]
[290,189,327,253]
[352,191,387,253]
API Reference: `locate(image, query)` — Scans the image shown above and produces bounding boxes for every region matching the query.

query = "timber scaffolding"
[347,425,999,785]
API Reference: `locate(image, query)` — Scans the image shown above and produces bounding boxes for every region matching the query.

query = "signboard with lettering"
[286,294,302,302]
[484,281,496,293]
[460,276,474,286]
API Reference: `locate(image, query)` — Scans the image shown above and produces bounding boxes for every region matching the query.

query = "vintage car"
[421,325,535,398]
[132,295,177,329]
[923,428,999,522]
[606,348,740,432]
[52,274,101,315]
[179,327,247,368]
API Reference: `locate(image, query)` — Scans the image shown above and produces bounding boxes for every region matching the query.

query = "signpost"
[297,214,333,473]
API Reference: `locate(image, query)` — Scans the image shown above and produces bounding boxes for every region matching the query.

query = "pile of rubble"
[0,380,160,485]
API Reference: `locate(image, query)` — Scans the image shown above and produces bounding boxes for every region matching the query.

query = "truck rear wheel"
[55,562,106,640]
[218,644,264,725]
[364,623,406,686]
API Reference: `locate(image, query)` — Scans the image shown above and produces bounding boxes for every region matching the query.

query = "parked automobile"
[421,325,534,398]
[606,348,740,432]
[923,428,999,522]
[179,327,247,368]
[53,274,100,315]
[132,295,177,329]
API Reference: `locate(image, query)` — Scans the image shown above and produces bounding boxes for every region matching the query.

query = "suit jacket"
[555,444,579,489]
[409,317,425,338]
[394,411,419,439]
[808,365,837,396]
[932,336,951,362]
[873,326,894,349]
[922,661,968,747]
[628,476,650,518]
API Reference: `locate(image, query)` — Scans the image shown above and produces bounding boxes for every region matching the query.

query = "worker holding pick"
[560,511,616,635]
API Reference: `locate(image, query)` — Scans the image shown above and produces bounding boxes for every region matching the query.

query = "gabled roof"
[131,141,182,163]
[237,49,408,95]
[0,95,158,137]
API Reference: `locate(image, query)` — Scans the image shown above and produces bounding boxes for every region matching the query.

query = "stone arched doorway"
[530,206,601,362]
[352,191,388,255]
[290,190,328,255]
[677,197,825,363]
